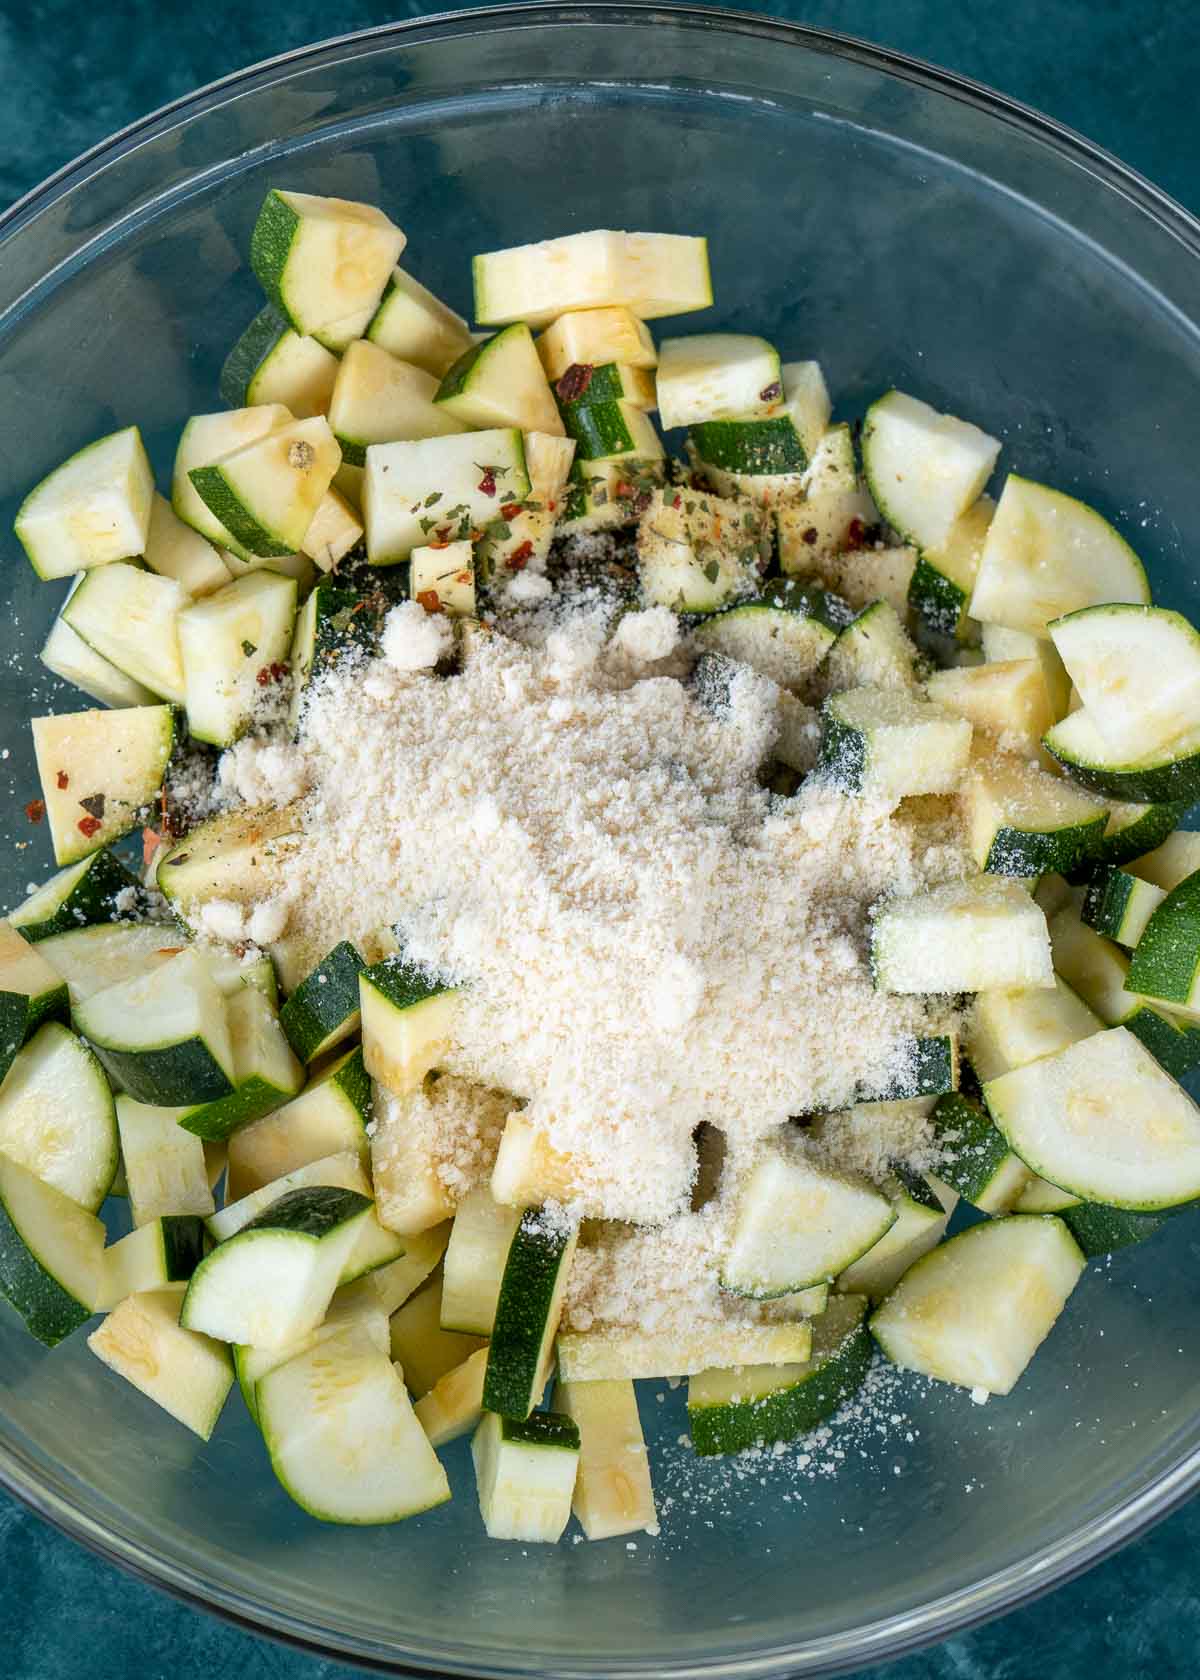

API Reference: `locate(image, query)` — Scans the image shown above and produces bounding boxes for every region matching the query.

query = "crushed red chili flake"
[614,481,633,500]
[671,494,683,510]
[77,815,102,839]
[500,502,523,520]
[142,827,162,869]
[24,799,44,824]
[429,540,452,551]
[477,468,497,497]
[846,518,867,549]
[505,541,534,571]
[416,589,443,613]
[256,667,271,686]
[759,381,782,403]
[55,770,69,790]
[802,527,819,546]
[555,363,595,403]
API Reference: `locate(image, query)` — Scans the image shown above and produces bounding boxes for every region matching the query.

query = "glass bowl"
[3,6,1200,1675]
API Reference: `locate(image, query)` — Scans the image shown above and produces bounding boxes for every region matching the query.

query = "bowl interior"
[2,10,1200,1676]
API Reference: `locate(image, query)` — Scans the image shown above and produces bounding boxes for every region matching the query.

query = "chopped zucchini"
[1044,706,1200,805]
[636,487,765,613]
[414,1346,489,1447]
[721,1149,895,1297]
[0,1022,116,1211]
[40,604,158,710]
[472,1409,580,1543]
[367,1221,451,1315]
[390,1271,487,1398]
[907,496,993,641]
[31,705,174,866]
[472,229,711,327]
[220,304,340,417]
[555,1321,813,1383]
[820,599,920,695]
[360,957,459,1096]
[871,876,1054,994]
[537,306,658,379]
[1059,1201,1171,1258]
[366,267,475,376]
[656,333,781,430]
[836,1171,953,1298]
[969,975,1102,1077]
[189,416,341,559]
[870,1214,1084,1394]
[172,406,292,555]
[693,579,846,689]
[441,1186,523,1335]
[280,941,366,1063]
[861,391,999,552]
[178,570,298,747]
[36,921,184,1006]
[156,803,304,914]
[1126,869,1200,1016]
[74,947,235,1106]
[436,322,563,436]
[89,1288,233,1438]
[143,492,232,599]
[925,659,1055,755]
[929,1090,1031,1213]
[1099,802,1189,869]
[176,986,304,1142]
[329,339,467,466]
[95,1215,207,1310]
[556,1376,658,1538]
[1082,865,1167,948]
[1049,603,1200,761]
[300,488,363,571]
[15,426,154,580]
[250,189,406,339]
[225,1045,369,1201]
[0,1152,106,1345]
[964,751,1107,876]
[0,920,69,1085]
[817,686,972,802]
[483,1207,579,1419]
[1130,829,1200,891]
[410,541,476,617]
[10,849,138,944]
[116,1095,215,1227]
[362,428,529,565]
[62,562,186,705]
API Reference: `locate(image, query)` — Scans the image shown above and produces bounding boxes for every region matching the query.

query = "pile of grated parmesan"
[199,588,972,1332]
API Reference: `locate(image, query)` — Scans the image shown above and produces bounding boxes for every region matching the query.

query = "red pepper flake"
[256,666,271,687]
[614,481,633,500]
[500,502,523,520]
[555,363,595,404]
[416,589,443,613]
[802,526,819,546]
[77,815,102,839]
[477,468,497,497]
[270,662,288,682]
[671,494,683,510]
[546,499,557,513]
[759,381,783,403]
[429,540,451,551]
[505,541,535,572]
[846,517,866,549]
[142,827,162,869]
[55,769,69,790]
[24,799,44,824]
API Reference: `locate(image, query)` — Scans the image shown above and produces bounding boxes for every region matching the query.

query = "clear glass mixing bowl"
[2,6,1200,1674]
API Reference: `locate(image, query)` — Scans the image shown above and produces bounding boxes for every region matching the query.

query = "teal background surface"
[2,2,1199,1676]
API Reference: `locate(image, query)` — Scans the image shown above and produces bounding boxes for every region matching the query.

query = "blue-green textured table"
[3,3,1199,1676]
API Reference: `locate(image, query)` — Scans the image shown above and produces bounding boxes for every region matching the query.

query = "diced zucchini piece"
[328,339,466,467]
[1130,829,1200,890]
[178,570,298,747]
[538,307,657,379]
[968,476,1150,636]
[142,492,231,600]
[965,751,1107,876]
[820,599,920,695]
[929,1090,1031,1212]
[98,1289,234,1439]
[40,602,158,710]
[258,1324,450,1523]
[862,392,999,552]
[251,190,406,337]
[156,803,304,913]
[907,496,994,641]
[1082,865,1167,948]
[985,1026,1200,1208]
[556,1321,812,1383]
[366,267,474,375]
[870,1214,1084,1394]
[473,229,711,327]
[189,415,340,559]
[390,1271,487,1397]
[476,432,575,586]
[815,545,917,621]
[490,1112,583,1208]
[722,1150,894,1297]
[96,1214,206,1310]
[817,687,972,802]
[1100,802,1189,869]
[300,488,362,571]
[472,1409,580,1542]
[774,422,876,554]
[363,428,530,565]
[687,360,829,481]
[1044,706,1200,805]
[441,1186,523,1335]
[0,1022,116,1211]
[688,1295,872,1457]
[559,396,660,461]
[0,920,69,1084]
[172,406,292,555]
[970,975,1102,1078]
[1126,870,1200,1016]
[0,1152,105,1344]
[854,1034,960,1103]
[36,921,183,1006]
[280,941,366,1063]
[75,947,235,1106]
[693,578,845,688]
[1048,905,1200,1077]
[636,487,765,613]
[182,1184,372,1347]
[368,1221,451,1314]
[116,1096,214,1227]
[31,705,174,866]
[1012,1175,1081,1214]
[367,1076,456,1233]
[925,659,1055,755]
[61,562,186,704]
[225,1045,369,1201]
[176,987,303,1142]
[1059,1201,1170,1258]
[233,1276,389,1421]
[414,1346,489,1447]
[207,1148,366,1240]
[836,1171,953,1298]
[360,957,459,1096]
[981,623,1072,715]
[871,876,1054,993]
[288,579,377,724]
[410,541,476,617]
[483,1208,579,1419]
[553,360,656,411]
[15,426,154,580]
[560,454,665,536]
[556,1377,657,1538]
[656,334,781,431]
[11,853,138,949]
[1049,603,1200,762]
[436,322,563,436]
[220,304,340,417]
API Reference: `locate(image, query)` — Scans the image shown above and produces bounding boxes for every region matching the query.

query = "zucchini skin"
[0,1194,90,1347]
[482,1209,574,1419]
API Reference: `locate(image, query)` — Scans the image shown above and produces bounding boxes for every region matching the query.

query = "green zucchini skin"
[11,851,140,944]
[280,942,366,1063]
[930,1090,1019,1207]
[187,464,294,560]
[1098,802,1188,868]
[498,1410,581,1451]
[220,305,291,408]
[1059,1201,1171,1257]
[482,1209,575,1420]
[689,416,808,476]
[907,555,969,640]
[92,1039,234,1109]
[857,1035,958,1102]
[0,1193,92,1345]
[249,192,302,324]
[1127,869,1200,1007]
[688,1297,872,1457]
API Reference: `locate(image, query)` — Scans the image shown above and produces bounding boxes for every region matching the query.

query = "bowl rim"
[4,5,1200,1675]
